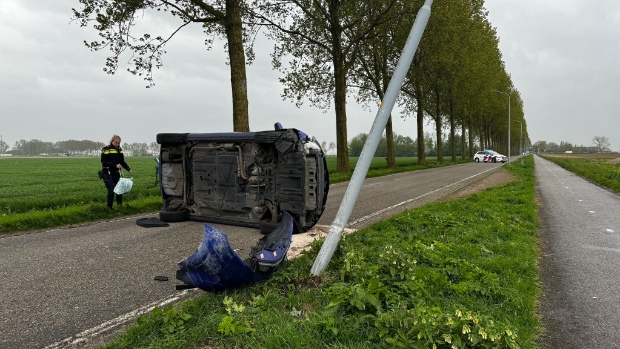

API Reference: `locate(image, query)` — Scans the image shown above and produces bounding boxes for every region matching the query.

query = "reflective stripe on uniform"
[102,149,123,154]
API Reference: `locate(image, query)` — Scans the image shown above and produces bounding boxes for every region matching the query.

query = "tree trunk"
[386,116,396,168]
[461,121,466,160]
[449,100,456,162]
[485,125,490,149]
[416,94,426,165]
[331,15,350,173]
[468,119,474,158]
[434,90,443,163]
[378,87,396,168]
[225,0,249,132]
[334,69,349,172]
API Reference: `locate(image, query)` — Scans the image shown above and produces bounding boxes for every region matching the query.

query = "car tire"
[156,133,189,145]
[475,158,480,163]
[493,158,497,163]
[159,209,189,222]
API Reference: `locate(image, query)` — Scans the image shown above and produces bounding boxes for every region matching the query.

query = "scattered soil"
[287,225,357,259]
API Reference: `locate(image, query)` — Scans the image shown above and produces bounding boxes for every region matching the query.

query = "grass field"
[0,156,161,215]
[541,154,620,193]
[102,156,539,349]
[0,156,470,233]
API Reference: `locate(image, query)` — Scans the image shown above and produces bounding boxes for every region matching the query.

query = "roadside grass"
[541,156,620,193]
[101,156,539,349]
[0,156,470,234]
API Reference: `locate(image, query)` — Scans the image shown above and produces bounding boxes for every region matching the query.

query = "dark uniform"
[101,145,131,209]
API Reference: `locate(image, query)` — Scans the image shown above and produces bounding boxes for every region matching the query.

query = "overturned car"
[157,125,329,291]
[156,125,329,232]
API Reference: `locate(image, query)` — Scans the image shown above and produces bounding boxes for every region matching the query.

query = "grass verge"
[101,156,539,349]
[541,156,620,193]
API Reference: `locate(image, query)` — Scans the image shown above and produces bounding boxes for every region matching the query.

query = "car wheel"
[156,133,189,145]
[159,209,189,222]
[475,158,480,163]
[492,158,497,163]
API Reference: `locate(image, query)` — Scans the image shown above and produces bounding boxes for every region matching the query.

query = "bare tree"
[328,142,336,155]
[149,141,161,154]
[0,140,9,154]
[592,136,611,152]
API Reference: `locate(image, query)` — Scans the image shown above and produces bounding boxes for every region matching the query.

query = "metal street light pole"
[493,90,510,164]
[310,0,435,275]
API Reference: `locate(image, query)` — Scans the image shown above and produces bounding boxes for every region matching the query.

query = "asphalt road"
[536,155,620,348]
[0,162,504,349]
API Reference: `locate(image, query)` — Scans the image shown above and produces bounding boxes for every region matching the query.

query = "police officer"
[101,135,132,210]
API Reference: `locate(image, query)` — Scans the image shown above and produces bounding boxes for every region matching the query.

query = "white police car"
[474,150,507,163]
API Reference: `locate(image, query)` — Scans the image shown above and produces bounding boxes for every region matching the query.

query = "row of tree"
[348,132,471,158]
[0,130,493,159]
[532,136,613,154]
[72,0,528,172]
[2,139,160,156]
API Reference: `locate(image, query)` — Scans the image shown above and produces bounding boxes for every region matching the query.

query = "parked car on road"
[474,150,507,163]
[156,124,329,233]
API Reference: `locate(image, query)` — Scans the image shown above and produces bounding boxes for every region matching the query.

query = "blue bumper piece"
[176,212,294,291]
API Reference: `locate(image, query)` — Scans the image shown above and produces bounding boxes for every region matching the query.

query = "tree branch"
[187,0,226,22]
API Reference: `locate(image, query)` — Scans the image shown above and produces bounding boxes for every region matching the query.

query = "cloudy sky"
[1,0,619,151]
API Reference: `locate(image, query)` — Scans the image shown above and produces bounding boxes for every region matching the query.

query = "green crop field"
[0,156,161,215]
[0,156,460,215]
[0,155,468,233]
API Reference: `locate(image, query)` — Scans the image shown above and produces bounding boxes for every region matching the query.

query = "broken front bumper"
[176,212,294,291]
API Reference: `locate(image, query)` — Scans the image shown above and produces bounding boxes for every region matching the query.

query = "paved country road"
[0,162,504,349]
[536,155,620,348]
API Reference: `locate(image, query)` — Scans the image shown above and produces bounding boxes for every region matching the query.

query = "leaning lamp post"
[310,0,434,276]
[493,90,511,164]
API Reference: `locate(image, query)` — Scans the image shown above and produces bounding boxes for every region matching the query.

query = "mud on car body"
[156,126,329,233]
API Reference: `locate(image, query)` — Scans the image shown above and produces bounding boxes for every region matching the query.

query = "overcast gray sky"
[1,0,619,151]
